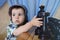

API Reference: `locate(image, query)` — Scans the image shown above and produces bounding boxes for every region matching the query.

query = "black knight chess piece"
[35,5,51,40]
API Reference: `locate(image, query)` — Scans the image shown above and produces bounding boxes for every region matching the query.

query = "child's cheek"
[19,17,25,23]
[12,18,17,24]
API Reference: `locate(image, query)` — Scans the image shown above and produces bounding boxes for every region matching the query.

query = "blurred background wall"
[54,5,60,19]
[0,2,9,40]
[0,1,60,40]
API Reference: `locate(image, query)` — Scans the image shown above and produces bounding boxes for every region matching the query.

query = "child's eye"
[18,13,24,16]
[19,14,21,16]
[13,14,15,16]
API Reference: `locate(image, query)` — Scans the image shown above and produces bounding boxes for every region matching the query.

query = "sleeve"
[7,25,16,37]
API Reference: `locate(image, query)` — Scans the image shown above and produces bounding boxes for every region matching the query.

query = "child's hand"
[30,16,43,27]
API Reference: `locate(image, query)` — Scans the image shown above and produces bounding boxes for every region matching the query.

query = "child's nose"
[15,15,19,19]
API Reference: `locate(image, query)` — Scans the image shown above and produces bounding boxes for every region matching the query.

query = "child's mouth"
[15,20,20,23]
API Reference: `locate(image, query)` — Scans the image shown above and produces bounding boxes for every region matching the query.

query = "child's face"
[11,8,25,25]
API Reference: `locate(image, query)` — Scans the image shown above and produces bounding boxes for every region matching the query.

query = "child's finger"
[36,18,43,21]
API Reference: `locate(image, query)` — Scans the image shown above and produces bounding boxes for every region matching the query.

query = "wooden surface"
[16,32,40,40]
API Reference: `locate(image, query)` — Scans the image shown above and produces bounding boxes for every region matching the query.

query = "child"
[6,5,43,40]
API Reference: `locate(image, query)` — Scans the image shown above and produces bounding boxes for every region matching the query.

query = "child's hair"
[8,5,28,25]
